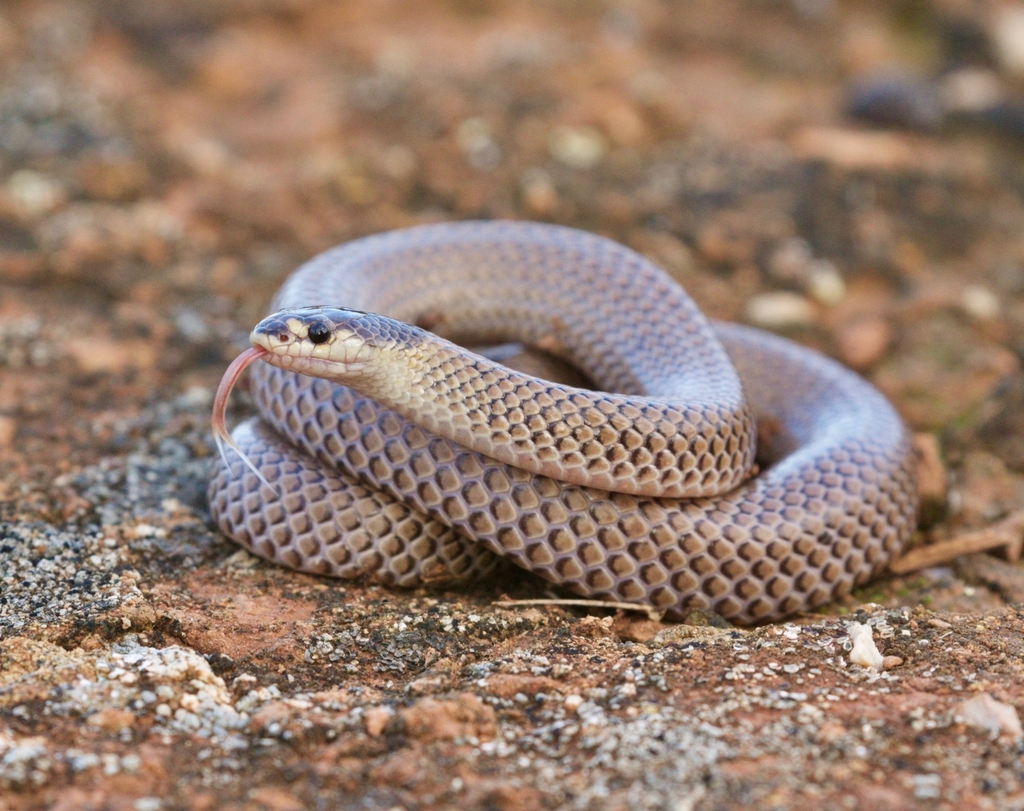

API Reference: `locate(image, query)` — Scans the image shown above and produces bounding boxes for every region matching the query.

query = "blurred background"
[5,0,1024,588]
[9,3,1024,808]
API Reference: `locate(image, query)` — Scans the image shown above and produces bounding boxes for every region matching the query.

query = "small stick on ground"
[493,598,666,622]
[888,511,1024,574]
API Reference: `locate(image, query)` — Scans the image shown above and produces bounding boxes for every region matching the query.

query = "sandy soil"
[5,0,1024,808]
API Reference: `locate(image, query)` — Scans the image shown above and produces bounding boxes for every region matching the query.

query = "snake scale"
[208,221,918,624]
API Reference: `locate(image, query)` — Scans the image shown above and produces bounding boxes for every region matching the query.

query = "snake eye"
[308,322,331,345]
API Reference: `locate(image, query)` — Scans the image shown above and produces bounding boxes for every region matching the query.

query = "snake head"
[250,305,406,381]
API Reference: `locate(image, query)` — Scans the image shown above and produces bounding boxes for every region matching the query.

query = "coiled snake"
[208,222,918,624]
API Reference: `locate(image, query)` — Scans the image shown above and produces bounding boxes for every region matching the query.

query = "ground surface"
[5,0,1024,809]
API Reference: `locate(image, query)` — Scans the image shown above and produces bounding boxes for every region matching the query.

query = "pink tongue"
[210,346,273,488]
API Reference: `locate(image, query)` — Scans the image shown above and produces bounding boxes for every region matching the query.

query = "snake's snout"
[251,315,300,353]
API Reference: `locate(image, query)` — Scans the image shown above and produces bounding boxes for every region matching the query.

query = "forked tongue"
[211,346,275,490]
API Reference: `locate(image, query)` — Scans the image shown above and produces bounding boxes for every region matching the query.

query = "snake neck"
[291,325,754,500]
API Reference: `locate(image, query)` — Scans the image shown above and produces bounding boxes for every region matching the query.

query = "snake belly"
[208,222,918,624]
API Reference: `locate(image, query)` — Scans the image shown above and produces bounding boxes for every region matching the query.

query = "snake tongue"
[211,346,275,490]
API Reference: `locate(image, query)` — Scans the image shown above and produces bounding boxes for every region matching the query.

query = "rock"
[457,118,500,171]
[847,622,884,670]
[363,706,392,737]
[651,623,735,646]
[519,169,558,216]
[405,674,449,695]
[85,708,136,731]
[548,126,607,169]
[77,157,149,202]
[600,101,647,147]
[960,285,1000,321]
[744,292,816,330]
[956,693,1023,739]
[485,674,564,700]
[65,336,157,374]
[940,68,1003,114]
[573,616,615,638]
[992,6,1024,76]
[912,774,942,801]
[846,75,943,129]
[248,701,294,735]
[5,170,66,218]
[611,615,665,642]
[398,693,496,743]
[790,127,921,171]
[766,238,812,285]
[806,260,846,306]
[836,317,892,370]
[0,415,15,447]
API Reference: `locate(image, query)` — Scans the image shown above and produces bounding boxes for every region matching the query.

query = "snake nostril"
[277,332,290,343]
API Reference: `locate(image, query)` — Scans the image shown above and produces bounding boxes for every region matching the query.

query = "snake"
[207,221,918,624]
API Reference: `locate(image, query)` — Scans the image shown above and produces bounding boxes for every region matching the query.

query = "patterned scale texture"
[272,221,757,500]
[207,223,919,624]
[208,419,500,586]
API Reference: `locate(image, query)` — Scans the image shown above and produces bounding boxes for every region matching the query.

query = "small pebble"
[564,694,584,712]
[0,415,16,447]
[940,68,1003,113]
[6,170,65,217]
[881,655,903,670]
[993,6,1024,77]
[848,622,884,670]
[767,238,811,284]
[956,692,1023,739]
[846,75,942,129]
[364,706,391,737]
[805,260,846,306]
[744,292,816,330]
[601,102,646,146]
[65,336,157,374]
[791,126,918,171]
[520,169,558,216]
[960,285,1000,320]
[456,117,500,171]
[836,317,891,371]
[912,774,942,801]
[548,126,607,169]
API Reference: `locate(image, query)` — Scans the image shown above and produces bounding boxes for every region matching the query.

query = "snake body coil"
[208,222,918,623]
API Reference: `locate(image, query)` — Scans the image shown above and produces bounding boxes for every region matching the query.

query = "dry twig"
[492,598,666,622]
[888,511,1024,574]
